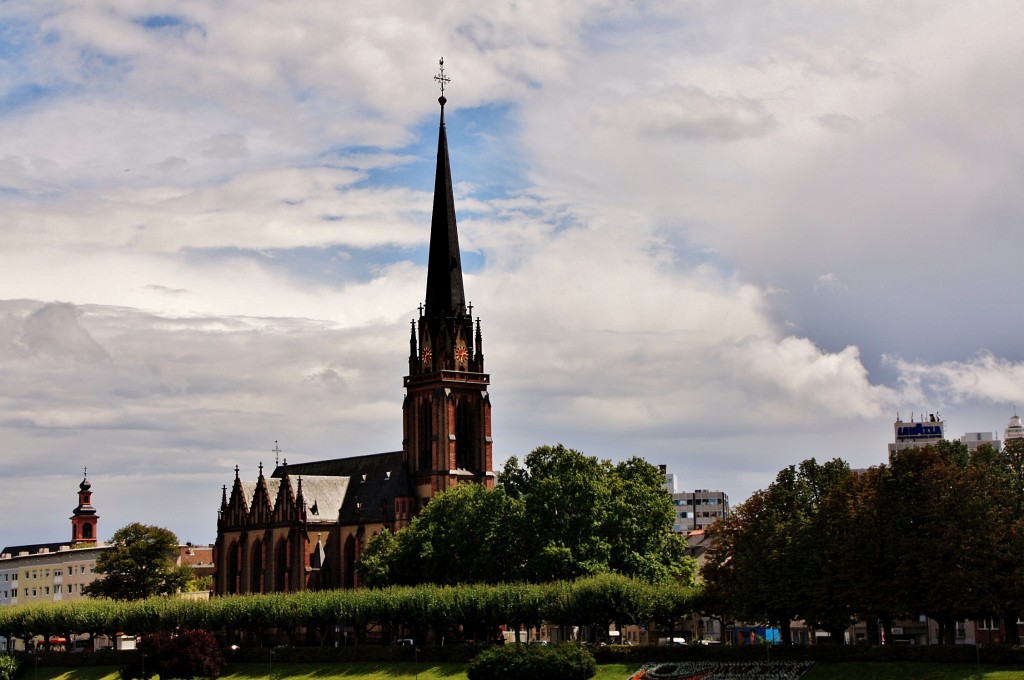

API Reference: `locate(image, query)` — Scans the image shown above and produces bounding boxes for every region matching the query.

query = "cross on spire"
[434,57,450,98]
[273,440,281,466]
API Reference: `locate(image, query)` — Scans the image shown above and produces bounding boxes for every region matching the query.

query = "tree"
[359,482,527,587]
[702,458,853,644]
[359,444,694,587]
[878,442,1008,643]
[998,438,1024,644]
[505,445,693,584]
[84,523,192,600]
[120,630,224,680]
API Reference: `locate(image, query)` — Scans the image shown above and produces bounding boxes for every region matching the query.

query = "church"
[214,69,494,595]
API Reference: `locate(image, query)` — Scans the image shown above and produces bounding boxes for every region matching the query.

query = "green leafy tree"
[84,523,192,600]
[998,438,1024,644]
[362,444,693,587]
[512,445,613,581]
[603,457,692,583]
[359,482,527,587]
[505,445,693,584]
[702,458,852,644]
[879,442,1007,643]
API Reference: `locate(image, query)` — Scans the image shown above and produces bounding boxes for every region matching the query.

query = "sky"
[2,1,1024,549]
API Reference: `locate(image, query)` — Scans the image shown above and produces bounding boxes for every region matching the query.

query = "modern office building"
[672,489,730,533]
[887,413,945,457]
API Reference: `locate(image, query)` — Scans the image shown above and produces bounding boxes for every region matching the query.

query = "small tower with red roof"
[70,468,99,544]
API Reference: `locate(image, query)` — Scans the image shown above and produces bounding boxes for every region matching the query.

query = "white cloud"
[1,0,1022,548]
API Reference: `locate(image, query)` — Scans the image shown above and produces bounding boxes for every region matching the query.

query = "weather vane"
[434,57,450,98]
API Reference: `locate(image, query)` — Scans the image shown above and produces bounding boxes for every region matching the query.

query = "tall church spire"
[424,58,466,320]
[403,59,493,503]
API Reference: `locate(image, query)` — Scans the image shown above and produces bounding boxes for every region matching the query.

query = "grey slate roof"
[1,541,71,556]
[273,451,411,525]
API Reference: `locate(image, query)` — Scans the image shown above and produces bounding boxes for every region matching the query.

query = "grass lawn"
[22,661,1024,680]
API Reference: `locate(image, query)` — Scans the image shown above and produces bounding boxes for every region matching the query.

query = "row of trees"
[702,440,1024,644]
[359,445,697,586]
[0,574,699,648]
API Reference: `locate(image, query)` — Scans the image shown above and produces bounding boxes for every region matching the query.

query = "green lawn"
[23,661,1024,680]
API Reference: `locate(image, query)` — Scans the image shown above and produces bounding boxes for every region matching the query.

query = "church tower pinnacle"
[70,467,99,544]
[403,59,493,504]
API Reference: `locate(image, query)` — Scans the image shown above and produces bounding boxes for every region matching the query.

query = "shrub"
[467,643,596,680]
[0,653,18,680]
[120,629,225,680]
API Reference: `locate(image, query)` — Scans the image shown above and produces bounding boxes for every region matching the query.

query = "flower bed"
[628,661,815,680]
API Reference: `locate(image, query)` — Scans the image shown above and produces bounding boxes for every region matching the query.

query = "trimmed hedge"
[0,575,698,650]
[467,643,596,680]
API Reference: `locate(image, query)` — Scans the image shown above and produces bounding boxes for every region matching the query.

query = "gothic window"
[275,538,289,593]
[455,397,478,470]
[227,542,240,595]
[419,400,432,470]
[250,539,264,593]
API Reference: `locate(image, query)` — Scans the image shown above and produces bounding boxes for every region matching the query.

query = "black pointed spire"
[424,58,466,321]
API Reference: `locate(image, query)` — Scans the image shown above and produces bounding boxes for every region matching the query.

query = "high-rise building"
[672,490,729,533]
[888,413,944,458]
[1006,411,1024,443]
[960,431,1000,452]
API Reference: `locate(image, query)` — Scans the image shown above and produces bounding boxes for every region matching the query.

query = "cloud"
[632,87,777,142]
[813,273,848,294]
[1,1,1022,549]
[3,303,110,363]
[199,133,249,160]
[887,352,1024,407]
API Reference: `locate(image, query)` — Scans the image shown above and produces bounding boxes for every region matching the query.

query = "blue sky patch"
[329,102,528,204]
[183,244,485,291]
[0,83,53,113]
[138,15,186,29]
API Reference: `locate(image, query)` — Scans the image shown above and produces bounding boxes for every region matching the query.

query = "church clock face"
[422,347,432,366]
[455,344,468,367]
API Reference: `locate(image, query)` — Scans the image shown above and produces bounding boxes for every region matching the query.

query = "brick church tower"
[70,468,99,544]
[403,64,494,504]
